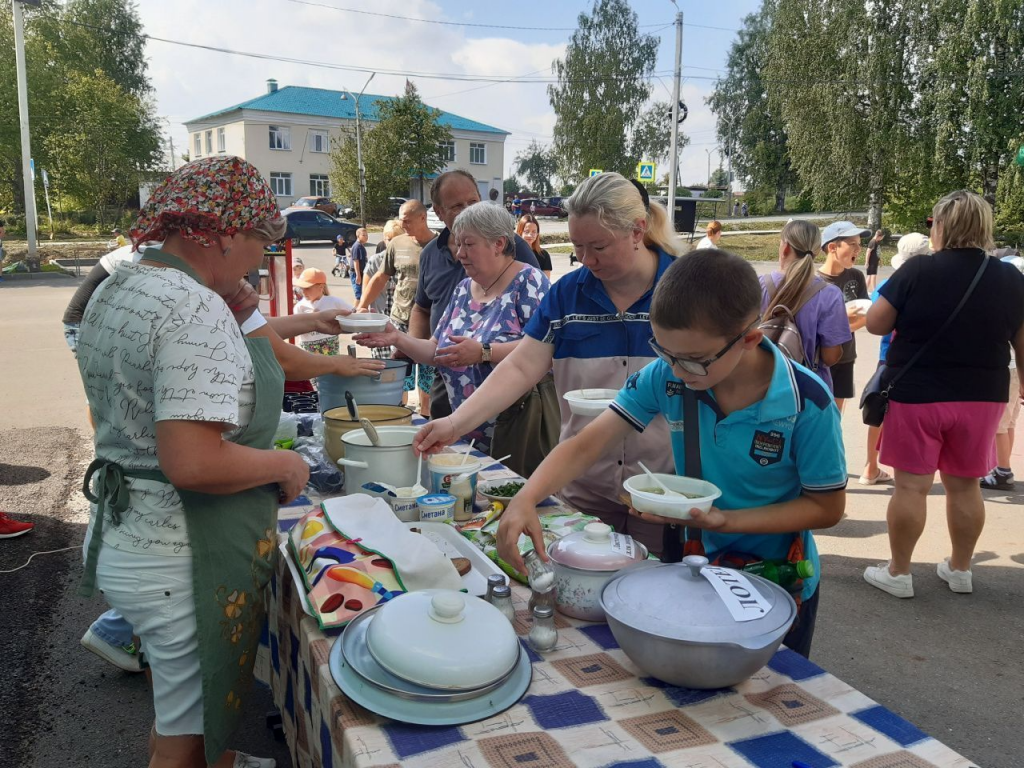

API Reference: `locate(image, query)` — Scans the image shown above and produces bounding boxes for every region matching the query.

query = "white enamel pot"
[336,426,420,492]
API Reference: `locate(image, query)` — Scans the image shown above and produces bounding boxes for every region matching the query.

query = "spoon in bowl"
[637,461,683,497]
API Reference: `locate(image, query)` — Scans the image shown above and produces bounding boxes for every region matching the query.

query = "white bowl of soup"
[623,474,722,520]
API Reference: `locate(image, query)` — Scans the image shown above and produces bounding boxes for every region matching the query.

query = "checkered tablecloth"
[259,548,975,768]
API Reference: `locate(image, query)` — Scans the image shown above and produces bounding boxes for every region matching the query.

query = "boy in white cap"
[818,221,872,410]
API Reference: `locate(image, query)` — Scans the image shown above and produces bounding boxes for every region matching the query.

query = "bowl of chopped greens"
[622,474,721,519]
[479,480,526,504]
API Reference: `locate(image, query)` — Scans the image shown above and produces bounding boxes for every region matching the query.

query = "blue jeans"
[351,273,363,300]
[90,608,135,648]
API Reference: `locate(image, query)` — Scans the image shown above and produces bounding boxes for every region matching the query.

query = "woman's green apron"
[80,249,284,765]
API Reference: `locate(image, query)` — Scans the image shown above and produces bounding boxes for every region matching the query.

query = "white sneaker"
[233,753,276,768]
[80,627,143,672]
[863,563,914,598]
[937,558,973,594]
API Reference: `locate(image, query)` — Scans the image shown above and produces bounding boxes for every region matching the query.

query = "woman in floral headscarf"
[76,156,311,768]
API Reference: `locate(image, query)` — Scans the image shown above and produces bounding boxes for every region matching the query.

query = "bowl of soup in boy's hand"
[623,474,722,519]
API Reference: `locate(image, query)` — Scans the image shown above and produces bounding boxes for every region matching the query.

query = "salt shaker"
[528,605,558,653]
[490,584,515,623]
[523,549,555,594]
[484,573,506,603]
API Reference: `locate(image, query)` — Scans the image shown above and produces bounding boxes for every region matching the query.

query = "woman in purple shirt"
[759,220,851,390]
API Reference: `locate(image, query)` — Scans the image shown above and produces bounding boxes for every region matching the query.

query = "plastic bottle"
[741,559,815,589]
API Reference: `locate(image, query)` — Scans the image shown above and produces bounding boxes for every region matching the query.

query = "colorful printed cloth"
[131,156,280,248]
[288,508,404,630]
[433,266,549,451]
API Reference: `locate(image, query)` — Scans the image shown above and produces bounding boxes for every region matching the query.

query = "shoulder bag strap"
[884,255,989,395]
[661,385,703,563]
[792,279,828,315]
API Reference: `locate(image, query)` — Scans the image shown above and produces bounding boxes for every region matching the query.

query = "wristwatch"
[481,343,492,363]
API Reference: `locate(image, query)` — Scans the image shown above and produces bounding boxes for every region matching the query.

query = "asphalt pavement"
[1,249,1020,767]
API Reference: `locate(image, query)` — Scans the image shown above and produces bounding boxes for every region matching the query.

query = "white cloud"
[134,0,725,188]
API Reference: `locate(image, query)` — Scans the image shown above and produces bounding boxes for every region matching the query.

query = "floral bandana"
[131,156,281,248]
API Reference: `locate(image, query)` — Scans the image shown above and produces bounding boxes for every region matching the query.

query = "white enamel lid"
[365,589,520,690]
[547,522,648,572]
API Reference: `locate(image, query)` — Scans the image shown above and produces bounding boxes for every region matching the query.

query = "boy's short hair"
[651,248,761,336]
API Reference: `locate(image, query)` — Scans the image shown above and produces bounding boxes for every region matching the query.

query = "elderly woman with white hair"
[355,202,554,474]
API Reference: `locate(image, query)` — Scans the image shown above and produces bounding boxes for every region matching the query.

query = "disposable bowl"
[623,474,722,520]
[562,388,618,417]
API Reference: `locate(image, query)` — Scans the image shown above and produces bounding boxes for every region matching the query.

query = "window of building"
[205,130,213,155]
[310,130,329,154]
[309,174,330,197]
[269,172,292,197]
[469,143,486,165]
[217,127,226,153]
[194,133,202,157]
[440,140,456,162]
[269,125,291,151]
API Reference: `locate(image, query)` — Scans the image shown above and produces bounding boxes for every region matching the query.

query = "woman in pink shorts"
[863,190,1024,598]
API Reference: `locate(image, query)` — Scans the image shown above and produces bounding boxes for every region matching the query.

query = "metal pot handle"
[335,458,369,469]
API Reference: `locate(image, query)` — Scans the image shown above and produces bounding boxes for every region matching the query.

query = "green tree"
[709,168,730,190]
[43,69,162,225]
[330,82,453,221]
[548,0,660,182]
[0,0,161,216]
[503,176,520,196]
[630,100,685,171]
[514,141,557,197]
[767,0,919,231]
[707,4,798,213]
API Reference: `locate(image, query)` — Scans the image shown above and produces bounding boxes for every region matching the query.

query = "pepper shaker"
[484,573,506,603]
[528,605,558,652]
[490,584,515,623]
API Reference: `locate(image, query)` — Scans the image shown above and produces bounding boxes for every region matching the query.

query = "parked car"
[282,208,358,245]
[426,203,444,232]
[388,197,408,216]
[518,198,567,218]
[292,196,340,217]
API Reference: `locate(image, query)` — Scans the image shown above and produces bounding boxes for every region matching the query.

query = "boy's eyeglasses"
[648,318,760,377]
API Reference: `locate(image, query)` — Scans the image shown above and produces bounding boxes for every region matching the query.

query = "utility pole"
[666,8,683,229]
[168,135,176,171]
[343,72,375,228]
[704,149,713,187]
[13,0,39,263]
[726,127,733,217]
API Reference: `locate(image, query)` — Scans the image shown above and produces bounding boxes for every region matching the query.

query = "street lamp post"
[704,148,713,187]
[342,72,375,228]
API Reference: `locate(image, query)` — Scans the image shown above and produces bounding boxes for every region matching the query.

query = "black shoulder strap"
[885,255,989,394]
[660,386,703,563]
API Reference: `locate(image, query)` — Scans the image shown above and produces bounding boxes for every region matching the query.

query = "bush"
[785,190,815,213]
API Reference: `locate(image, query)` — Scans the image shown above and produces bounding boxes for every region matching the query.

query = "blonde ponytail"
[644,201,680,256]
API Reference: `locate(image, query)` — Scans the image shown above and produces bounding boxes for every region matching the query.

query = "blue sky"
[137,0,760,186]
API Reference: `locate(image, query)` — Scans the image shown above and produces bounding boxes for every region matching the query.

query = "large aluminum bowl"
[600,557,797,689]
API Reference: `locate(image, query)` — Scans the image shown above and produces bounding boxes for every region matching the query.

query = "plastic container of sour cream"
[416,493,457,523]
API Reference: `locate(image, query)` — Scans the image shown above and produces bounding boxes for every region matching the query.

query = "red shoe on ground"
[0,512,34,538]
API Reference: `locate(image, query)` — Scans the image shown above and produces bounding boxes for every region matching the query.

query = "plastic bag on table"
[293,437,344,496]
[294,412,321,439]
[274,412,299,444]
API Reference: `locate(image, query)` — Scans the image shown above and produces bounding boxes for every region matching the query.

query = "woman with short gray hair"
[355,202,556,475]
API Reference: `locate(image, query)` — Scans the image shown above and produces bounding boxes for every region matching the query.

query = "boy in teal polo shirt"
[498,250,846,657]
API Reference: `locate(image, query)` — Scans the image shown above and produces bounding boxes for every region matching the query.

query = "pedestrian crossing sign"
[636,162,656,182]
[589,169,603,177]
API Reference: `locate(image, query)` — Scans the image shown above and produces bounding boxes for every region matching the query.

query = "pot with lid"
[600,555,797,689]
[365,589,520,691]
[546,522,648,621]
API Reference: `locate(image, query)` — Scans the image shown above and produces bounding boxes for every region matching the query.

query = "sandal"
[858,469,893,486]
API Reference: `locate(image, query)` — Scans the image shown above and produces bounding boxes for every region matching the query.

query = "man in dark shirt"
[350,228,368,301]
[412,169,540,418]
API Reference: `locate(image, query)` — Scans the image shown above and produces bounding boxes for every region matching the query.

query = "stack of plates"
[329,606,532,725]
